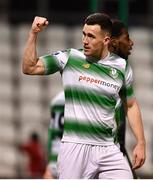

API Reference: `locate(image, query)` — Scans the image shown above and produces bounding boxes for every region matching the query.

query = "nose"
[82,36,88,45]
[130,38,134,47]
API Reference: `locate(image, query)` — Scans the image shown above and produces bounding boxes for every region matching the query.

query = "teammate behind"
[110,19,137,178]
[43,92,64,179]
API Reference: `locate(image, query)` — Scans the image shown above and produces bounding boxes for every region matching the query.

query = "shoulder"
[51,91,65,107]
[110,53,127,67]
[51,48,71,57]
[69,48,85,59]
[108,53,130,74]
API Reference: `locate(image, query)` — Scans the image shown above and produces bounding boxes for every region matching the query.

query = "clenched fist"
[31,16,49,33]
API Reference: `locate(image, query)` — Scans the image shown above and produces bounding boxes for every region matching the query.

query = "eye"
[126,35,130,41]
[88,33,95,39]
[82,31,86,36]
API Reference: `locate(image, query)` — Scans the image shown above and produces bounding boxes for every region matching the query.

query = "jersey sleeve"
[123,62,135,99]
[40,49,70,75]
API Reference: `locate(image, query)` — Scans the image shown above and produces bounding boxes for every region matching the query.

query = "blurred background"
[0,0,153,178]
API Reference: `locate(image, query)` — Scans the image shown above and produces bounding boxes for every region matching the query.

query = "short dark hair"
[85,13,112,36]
[111,19,126,37]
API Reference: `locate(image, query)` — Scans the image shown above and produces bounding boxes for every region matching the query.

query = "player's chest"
[63,61,123,94]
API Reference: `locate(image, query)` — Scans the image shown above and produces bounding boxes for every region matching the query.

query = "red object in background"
[20,132,46,178]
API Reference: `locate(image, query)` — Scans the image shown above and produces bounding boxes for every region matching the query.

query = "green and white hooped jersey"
[48,91,64,163]
[41,48,134,146]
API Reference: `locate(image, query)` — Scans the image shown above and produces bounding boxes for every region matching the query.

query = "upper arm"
[22,58,45,75]
[126,97,136,108]
[40,50,70,75]
[121,62,135,102]
[122,97,136,117]
[121,62,135,111]
[33,58,46,75]
[23,49,70,75]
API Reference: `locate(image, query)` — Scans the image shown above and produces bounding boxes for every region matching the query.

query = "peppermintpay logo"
[79,75,119,90]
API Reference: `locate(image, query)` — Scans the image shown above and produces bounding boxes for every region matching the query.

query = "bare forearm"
[22,31,38,74]
[127,99,146,169]
[127,100,145,145]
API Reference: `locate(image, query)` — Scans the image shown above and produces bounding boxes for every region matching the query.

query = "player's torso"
[62,49,126,145]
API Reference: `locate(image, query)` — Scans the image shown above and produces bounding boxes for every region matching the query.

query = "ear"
[103,36,111,45]
[111,38,118,48]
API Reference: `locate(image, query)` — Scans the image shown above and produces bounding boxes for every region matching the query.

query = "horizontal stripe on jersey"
[49,154,58,162]
[49,128,63,139]
[125,86,134,98]
[67,55,124,81]
[51,105,64,113]
[64,119,113,138]
[65,87,116,110]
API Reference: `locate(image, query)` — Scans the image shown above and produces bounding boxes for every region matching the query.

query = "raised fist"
[31,16,49,33]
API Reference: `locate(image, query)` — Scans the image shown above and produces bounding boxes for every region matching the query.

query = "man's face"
[115,28,134,59]
[82,24,110,59]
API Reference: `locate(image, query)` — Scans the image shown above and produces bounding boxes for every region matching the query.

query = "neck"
[101,48,110,60]
[86,48,110,63]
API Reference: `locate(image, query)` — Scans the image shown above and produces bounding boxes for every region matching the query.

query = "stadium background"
[0,0,153,178]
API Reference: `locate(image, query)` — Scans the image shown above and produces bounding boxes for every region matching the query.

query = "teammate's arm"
[22,16,49,75]
[43,164,54,179]
[126,97,146,169]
